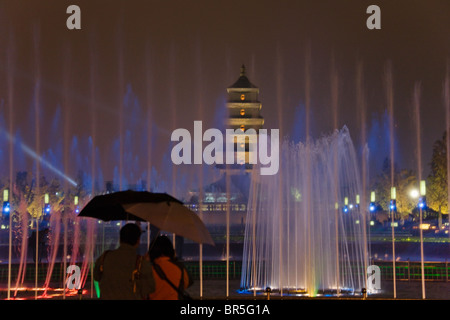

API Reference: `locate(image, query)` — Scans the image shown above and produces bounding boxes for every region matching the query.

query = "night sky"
[0,0,449,190]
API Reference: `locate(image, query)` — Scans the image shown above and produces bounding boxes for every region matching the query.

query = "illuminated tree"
[427,131,448,228]
[372,158,417,219]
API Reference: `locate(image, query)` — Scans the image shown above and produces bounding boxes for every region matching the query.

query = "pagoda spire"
[240,64,246,77]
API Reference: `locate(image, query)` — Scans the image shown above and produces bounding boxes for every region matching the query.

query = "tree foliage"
[427,131,448,218]
[0,171,85,223]
[371,158,417,219]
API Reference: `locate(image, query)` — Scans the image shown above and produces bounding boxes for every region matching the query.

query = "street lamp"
[343,197,349,213]
[418,180,426,209]
[390,186,397,299]
[390,187,397,212]
[419,180,426,299]
[43,193,50,215]
[369,191,376,212]
[74,196,80,213]
[2,189,10,217]
[418,197,426,209]
[410,189,419,199]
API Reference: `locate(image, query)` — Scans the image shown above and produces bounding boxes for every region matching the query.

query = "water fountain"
[240,127,368,297]
[0,27,220,299]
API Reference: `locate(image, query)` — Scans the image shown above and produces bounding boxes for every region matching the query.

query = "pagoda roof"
[228,65,258,89]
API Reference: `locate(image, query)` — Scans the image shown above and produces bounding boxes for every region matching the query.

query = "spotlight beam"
[3,130,77,187]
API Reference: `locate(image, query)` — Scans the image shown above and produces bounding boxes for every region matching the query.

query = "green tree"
[372,158,417,220]
[372,158,394,212]
[12,172,65,221]
[427,131,448,228]
[396,169,417,218]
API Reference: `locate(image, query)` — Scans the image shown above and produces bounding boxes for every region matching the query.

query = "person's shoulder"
[95,249,111,259]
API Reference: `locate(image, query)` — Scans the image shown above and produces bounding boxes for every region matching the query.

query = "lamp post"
[5,189,12,300]
[74,196,79,213]
[343,196,349,213]
[355,194,360,223]
[43,193,50,216]
[390,186,397,299]
[369,191,376,229]
[419,180,426,299]
[369,191,376,212]
[2,189,10,218]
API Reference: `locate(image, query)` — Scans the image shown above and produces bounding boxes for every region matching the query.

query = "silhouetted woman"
[148,235,193,300]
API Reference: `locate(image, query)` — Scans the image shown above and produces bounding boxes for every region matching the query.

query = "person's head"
[148,235,175,261]
[119,223,142,247]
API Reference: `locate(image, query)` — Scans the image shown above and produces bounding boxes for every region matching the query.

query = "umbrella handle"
[148,229,161,253]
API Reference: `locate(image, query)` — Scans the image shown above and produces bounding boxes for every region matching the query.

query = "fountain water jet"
[356,60,371,293]
[6,31,15,300]
[384,62,397,298]
[240,127,368,296]
[33,25,42,300]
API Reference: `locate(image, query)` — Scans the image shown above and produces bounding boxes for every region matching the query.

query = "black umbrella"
[78,190,182,221]
[78,190,214,245]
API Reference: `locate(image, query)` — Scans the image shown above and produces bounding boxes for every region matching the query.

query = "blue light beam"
[3,130,77,187]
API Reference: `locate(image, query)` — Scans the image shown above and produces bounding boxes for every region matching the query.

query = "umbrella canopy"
[78,190,214,245]
[124,202,214,246]
[78,190,182,221]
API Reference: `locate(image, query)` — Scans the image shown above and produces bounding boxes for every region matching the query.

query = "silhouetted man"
[94,223,155,299]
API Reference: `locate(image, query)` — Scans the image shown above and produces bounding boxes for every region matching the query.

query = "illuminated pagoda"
[186,65,264,229]
[223,64,264,171]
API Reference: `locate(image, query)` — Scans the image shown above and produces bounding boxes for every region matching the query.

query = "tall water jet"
[195,41,205,297]
[12,200,29,298]
[117,27,125,192]
[412,82,426,299]
[42,210,61,297]
[6,30,15,300]
[60,43,72,299]
[241,127,368,296]
[304,45,315,296]
[168,43,179,253]
[330,52,340,296]
[89,36,98,198]
[32,24,42,300]
[356,60,370,292]
[87,33,100,297]
[145,41,153,248]
[275,46,284,295]
[384,62,396,298]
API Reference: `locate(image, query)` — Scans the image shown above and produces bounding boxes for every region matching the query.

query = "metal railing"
[0,260,448,284]
[374,260,449,282]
